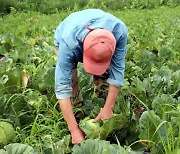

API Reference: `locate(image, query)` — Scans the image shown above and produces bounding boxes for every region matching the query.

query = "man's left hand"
[92,107,113,123]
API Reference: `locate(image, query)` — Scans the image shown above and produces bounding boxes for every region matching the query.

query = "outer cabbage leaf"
[152,94,178,118]
[0,121,16,148]
[139,111,162,146]
[79,117,102,139]
[72,139,143,154]
[72,139,118,154]
[79,114,129,140]
[99,114,129,139]
[0,143,37,154]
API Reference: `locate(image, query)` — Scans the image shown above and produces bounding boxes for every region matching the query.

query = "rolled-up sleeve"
[55,39,74,99]
[107,28,128,88]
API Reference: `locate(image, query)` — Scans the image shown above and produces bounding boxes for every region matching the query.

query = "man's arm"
[56,55,85,144]
[93,85,119,122]
[58,99,78,132]
[58,99,85,144]
[93,27,128,122]
[55,41,85,144]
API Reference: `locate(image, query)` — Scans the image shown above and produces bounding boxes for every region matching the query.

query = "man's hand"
[71,126,85,144]
[92,107,113,122]
[93,85,119,123]
[59,98,85,144]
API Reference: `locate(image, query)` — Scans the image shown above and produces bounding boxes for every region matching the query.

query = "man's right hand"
[58,98,85,145]
[71,127,85,144]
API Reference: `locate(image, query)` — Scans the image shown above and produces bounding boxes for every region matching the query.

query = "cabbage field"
[0,6,180,154]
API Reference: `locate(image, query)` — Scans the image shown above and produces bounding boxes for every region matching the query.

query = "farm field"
[0,6,180,154]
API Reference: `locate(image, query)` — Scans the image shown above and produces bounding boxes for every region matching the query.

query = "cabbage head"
[0,121,16,147]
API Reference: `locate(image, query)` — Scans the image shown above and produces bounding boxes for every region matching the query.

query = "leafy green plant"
[72,139,142,154]
[0,121,16,148]
[0,143,37,154]
[0,0,15,16]
[79,114,129,140]
[0,5,180,154]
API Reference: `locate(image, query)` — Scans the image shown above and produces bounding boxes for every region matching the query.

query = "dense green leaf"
[72,139,143,154]
[72,139,121,154]
[0,143,37,154]
[0,121,16,148]
[152,94,178,118]
[79,114,129,140]
[139,111,162,146]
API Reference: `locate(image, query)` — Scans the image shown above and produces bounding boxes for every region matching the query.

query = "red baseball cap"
[83,28,116,75]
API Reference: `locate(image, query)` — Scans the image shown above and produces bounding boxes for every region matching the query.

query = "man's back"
[55,9,126,52]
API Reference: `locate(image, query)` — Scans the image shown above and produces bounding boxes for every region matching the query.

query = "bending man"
[54,9,128,144]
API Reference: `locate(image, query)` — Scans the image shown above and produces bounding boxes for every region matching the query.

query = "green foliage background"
[0,0,180,153]
[0,0,180,15]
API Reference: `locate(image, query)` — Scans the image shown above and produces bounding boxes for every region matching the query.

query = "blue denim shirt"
[54,9,128,99]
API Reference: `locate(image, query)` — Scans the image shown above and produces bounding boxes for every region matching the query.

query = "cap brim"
[83,55,110,75]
